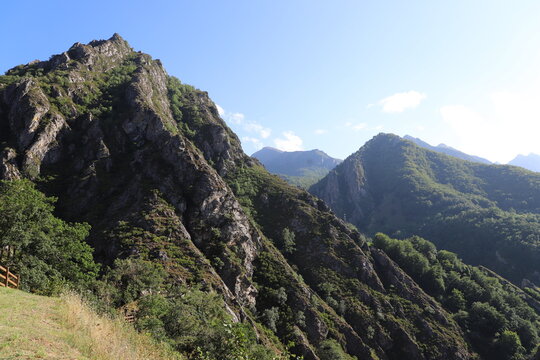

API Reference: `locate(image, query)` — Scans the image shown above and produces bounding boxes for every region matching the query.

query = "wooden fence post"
[4,267,8,287]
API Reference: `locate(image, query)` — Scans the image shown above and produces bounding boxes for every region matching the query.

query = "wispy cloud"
[244,122,271,138]
[218,104,272,139]
[229,112,245,124]
[242,136,263,150]
[274,131,303,151]
[373,91,427,113]
[314,129,327,135]
[345,122,367,131]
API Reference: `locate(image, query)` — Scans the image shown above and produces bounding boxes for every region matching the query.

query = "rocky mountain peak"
[5,33,134,76]
[66,32,132,68]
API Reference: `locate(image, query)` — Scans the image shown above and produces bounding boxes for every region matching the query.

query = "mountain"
[252,147,342,188]
[311,133,540,286]
[404,135,491,164]
[509,153,540,172]
[0,34,477,360]
[0,35,538,359]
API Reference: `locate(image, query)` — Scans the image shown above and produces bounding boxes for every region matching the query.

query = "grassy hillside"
[0,287,180,360]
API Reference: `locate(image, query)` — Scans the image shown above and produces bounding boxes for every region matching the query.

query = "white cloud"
[216,104,244,124]
[440,89,540,162]
[345,122,367,131]
[244,122,271,138]
[216,104,225,116]
[376,91,427,113]
[229,112,245,124]
[314,129,327,135]
[242,136,263,150]
[218,105,271,138]
[274,131,303,151]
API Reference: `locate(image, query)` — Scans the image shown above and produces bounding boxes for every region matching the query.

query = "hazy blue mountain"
[404,135,491,164]
[252,147,341,188]
[509,153,540,172]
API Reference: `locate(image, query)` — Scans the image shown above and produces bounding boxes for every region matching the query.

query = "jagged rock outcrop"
[0,35,476,359]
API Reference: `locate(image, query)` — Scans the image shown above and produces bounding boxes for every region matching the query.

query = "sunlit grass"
[0,287,181,360]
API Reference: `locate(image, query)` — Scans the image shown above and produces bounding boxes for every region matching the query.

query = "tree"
[446,288,466,312]
[494,330,524,360]
[318,339,354,360]
[280,228,296,254]
[469,302,506,336]
[262,307,280,333]
[0,179,99,293]
[102,257,166,306]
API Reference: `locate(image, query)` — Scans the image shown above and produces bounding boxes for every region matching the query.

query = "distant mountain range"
[509,153,540,172]
[405,135,540,172]
[404,135,492,164]
[251,147,342,188]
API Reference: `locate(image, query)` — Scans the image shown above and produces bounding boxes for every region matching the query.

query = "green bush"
[317,339,355,360]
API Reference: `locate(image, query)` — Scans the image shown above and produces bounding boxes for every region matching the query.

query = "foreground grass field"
[0,287,181,360]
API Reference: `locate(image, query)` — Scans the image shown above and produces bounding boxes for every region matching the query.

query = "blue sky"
[3,1,540,162]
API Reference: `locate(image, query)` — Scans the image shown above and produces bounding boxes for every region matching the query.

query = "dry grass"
[0,287,182,360]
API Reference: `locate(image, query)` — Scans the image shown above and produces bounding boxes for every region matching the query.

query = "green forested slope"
[310,133,540,285]
[372,233,540,359]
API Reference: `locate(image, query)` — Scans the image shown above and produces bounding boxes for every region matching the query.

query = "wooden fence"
[0,264,19,289]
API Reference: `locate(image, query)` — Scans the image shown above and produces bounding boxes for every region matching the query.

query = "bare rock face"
[309,147,376,228]
[0,35,476,359]
[4,79,51,150]
[0,148,20,180]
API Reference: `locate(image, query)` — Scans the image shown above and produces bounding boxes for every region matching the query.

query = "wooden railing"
[121,302,137,323]
[0,264,19,289]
